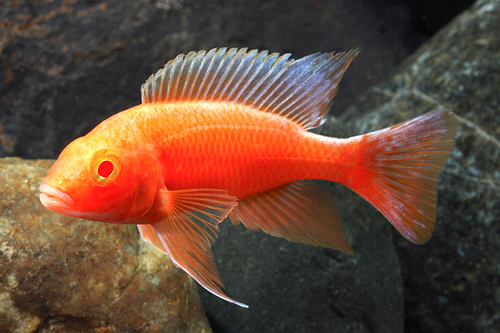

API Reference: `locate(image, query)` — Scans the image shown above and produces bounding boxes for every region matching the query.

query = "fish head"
[39,135,162,223]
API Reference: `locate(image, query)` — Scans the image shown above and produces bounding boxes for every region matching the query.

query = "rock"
[332,0,500,331]
[200,0,500,332]
[1,0,425,159]
[203,188,404,333]
[0,158,211,332]
[0,1,487,332]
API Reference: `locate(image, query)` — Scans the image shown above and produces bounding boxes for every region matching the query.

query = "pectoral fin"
[138,187,247,307]
[138,224,166,253]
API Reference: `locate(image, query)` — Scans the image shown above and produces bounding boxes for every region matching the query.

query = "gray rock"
[201,0,500,332]
[202,194,404,332]
[0,157,212,332]
[333,0,500,331]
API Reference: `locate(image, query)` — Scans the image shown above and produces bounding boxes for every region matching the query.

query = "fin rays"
[141,47,359,129]
[346,109,458,243]
[229,181,353,254]
[138,187,247,307]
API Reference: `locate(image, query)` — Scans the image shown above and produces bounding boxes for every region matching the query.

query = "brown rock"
[0,157,212,332]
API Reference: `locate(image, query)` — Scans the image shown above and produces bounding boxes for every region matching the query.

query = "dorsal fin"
[141,47,359,129]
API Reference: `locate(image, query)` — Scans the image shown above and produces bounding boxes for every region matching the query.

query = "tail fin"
[345,109,458,243]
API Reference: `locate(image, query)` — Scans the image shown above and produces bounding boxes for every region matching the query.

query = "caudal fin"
[345,109,458,243]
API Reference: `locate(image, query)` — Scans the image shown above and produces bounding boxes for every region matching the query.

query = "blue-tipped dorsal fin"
[141,47,359,129]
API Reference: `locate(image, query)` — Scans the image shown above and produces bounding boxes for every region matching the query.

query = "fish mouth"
[39,183,74,214]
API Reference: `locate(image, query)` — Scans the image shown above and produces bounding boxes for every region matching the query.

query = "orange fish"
[39,47,457,307]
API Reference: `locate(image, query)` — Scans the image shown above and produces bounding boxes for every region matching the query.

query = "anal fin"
[229,181,353,254]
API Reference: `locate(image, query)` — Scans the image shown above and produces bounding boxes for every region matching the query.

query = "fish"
[39,47,458,308]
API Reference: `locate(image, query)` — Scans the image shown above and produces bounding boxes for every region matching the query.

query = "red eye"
[97,160,114,178]
[91,150,121,184]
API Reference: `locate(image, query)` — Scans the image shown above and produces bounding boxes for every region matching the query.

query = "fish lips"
[39,183,75,215]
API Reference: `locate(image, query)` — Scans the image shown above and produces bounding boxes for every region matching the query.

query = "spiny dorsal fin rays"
[141,47,359,129]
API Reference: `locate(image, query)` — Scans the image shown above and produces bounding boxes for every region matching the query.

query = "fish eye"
[91,149,121,184]
[98,160,114,178]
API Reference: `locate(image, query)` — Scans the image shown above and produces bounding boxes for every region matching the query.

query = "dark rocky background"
[3,0,497,332]
[1,0,468,159]
[331,0,500,330]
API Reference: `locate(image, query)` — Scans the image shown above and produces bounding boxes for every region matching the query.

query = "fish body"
[91,101,351,197]
[39,48,458,307]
